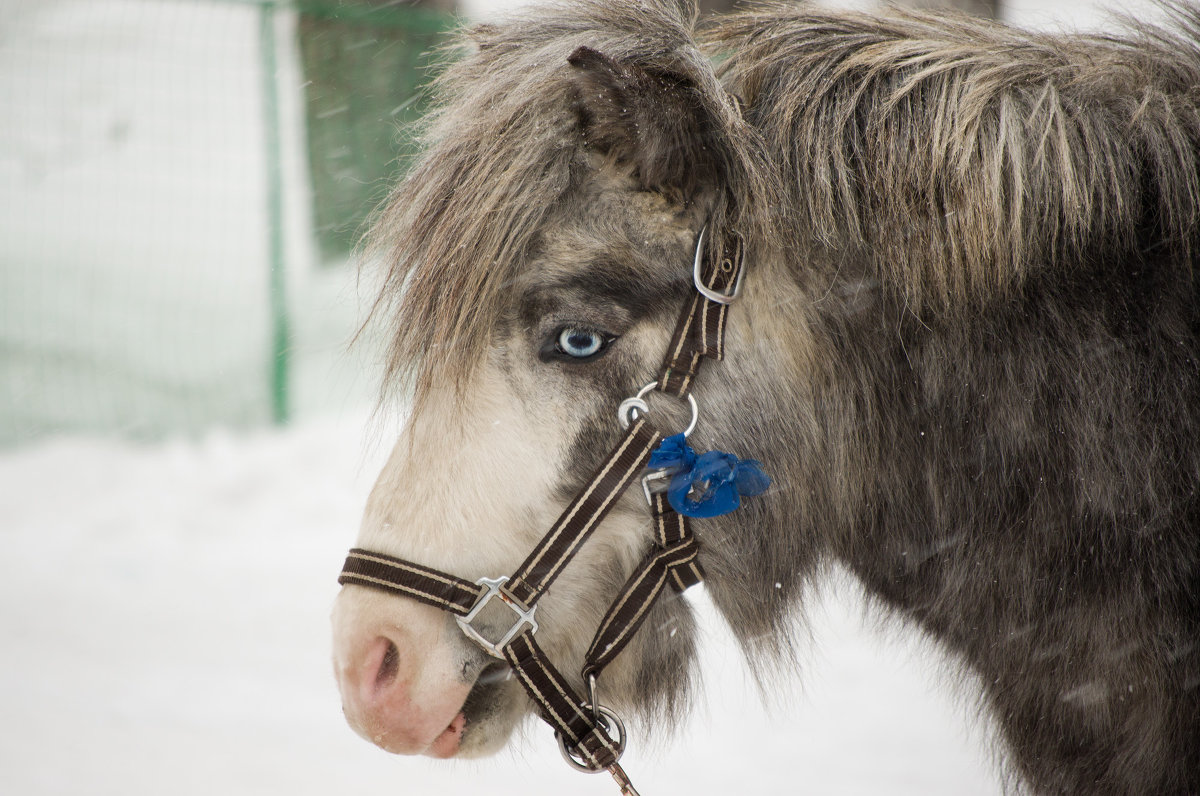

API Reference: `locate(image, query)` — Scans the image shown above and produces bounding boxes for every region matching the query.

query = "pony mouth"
[431,661,512,757]
[463,660,512,720]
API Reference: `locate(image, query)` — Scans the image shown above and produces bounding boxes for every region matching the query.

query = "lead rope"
[338,225,746,795]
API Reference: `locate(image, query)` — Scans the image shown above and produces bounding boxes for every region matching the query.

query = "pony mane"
[706,2,1200,312]
[365,0,760,406]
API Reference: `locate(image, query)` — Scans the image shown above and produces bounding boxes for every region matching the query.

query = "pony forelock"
[365,0,767,408]
[368,0,1200,410]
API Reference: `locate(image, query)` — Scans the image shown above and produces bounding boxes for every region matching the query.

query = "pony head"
[330,0,798,759]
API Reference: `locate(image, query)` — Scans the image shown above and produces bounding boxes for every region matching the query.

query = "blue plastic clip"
[647,434,770,518]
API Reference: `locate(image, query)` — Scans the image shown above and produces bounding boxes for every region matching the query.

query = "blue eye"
[556,327,608,359]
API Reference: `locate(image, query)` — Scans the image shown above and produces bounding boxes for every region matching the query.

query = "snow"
[1,412,1004,795]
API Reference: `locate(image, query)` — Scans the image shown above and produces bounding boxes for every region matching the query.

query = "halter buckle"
[692,225,744,305]
[455,576,538,658]
[641,467,674,506]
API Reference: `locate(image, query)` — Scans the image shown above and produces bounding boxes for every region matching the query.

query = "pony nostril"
[375,639,401,688]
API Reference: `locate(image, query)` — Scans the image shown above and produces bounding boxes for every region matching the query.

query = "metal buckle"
[641,467,674,506]
[455,576,538,658]
[691,225,744,305]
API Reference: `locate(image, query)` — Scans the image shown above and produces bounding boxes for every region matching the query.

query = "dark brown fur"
[366,1,1200,792]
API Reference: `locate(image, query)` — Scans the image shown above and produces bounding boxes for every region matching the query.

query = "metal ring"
[616,380,699,437]
[556,704,627,772]
[616,397,650,429]
[586,673,600,721]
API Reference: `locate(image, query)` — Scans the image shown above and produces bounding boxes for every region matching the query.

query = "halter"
[338,225,746,795]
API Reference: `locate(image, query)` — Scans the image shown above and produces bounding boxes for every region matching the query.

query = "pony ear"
[567,46,721,201]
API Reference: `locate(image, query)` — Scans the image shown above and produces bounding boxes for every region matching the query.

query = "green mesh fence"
[0,0,453,446]
[296,1,450,261]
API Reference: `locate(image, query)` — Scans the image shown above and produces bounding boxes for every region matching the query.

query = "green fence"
[0,0,454,445]
[295,1,450,261]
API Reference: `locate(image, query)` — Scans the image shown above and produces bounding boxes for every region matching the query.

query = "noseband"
[339,226,747,795]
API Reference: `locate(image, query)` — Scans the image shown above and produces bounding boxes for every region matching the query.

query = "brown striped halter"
[338,226,744,795]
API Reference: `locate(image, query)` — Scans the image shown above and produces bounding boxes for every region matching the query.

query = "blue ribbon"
[647,434,771,518]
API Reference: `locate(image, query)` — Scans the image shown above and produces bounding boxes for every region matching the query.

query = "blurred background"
[0,0,1163,794]
[0,0,1165,445]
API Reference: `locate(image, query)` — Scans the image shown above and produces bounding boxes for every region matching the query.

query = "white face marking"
[332,349,661,757]
[356,365,565,578]
[333,166,709,759]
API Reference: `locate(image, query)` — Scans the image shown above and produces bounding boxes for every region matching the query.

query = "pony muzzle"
[332,588,476,758]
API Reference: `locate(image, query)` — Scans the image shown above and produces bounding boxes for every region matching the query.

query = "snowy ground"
[1,411,1007,795]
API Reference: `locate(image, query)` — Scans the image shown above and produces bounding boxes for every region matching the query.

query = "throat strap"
[582,494,702,678]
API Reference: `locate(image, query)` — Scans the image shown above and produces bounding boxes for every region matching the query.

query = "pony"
[331,1,1200,792]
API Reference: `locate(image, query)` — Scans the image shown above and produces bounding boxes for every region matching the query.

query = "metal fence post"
[260,0,291,425]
